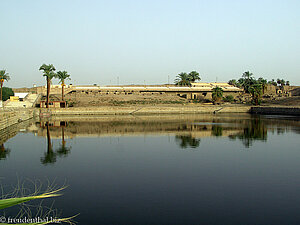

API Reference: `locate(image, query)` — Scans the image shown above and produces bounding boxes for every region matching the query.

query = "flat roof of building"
[14,93,28,98]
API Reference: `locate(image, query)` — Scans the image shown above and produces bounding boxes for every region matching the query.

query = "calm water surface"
[1,114,300,225]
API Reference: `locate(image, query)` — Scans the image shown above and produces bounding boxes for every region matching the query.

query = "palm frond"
[39,64,55,72]
[57,71,71,83]
[0,70,10,81]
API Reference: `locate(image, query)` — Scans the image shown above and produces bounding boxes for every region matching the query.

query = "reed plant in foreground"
[0,185,77,224]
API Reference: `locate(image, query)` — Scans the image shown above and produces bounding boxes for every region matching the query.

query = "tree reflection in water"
[56,126,71,157]
[211,125,223,137]
[41,121,56,164]
[175,135,200,149]
[229,118,267,148]
[0,143,10,160]
[41,122,71,165]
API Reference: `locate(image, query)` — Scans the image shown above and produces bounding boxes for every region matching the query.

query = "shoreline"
[40,104,300,116]
[0,109,36,131]
[40,105,252,116]
[1,105,300,132]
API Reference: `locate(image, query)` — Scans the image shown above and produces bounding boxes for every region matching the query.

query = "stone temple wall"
[0,109,36,131]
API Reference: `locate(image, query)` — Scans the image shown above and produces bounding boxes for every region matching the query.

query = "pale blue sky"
[0,0,299,87]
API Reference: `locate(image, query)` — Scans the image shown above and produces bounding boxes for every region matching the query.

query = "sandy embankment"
[40,105,252,116]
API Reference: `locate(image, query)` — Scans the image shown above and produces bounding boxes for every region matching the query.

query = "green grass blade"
[0,187,77,224]
[0,193,61,210]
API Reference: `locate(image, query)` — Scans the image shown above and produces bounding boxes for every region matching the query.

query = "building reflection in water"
[36,115,272,150]
[1,114,300,162]
[0,119,35,161]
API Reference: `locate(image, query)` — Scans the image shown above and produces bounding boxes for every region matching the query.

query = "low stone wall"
[40,105,251,116]
[0,109,36,131]
[251,107,300,116]
[0,119,34,145]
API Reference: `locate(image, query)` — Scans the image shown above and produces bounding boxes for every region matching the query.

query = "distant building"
[14,93,29,101]
[15,83,244,101]
[40,100,66,108]
[264,84,292,97]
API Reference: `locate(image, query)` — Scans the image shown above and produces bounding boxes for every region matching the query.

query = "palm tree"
[0,70,10,101]
[228,79,237,86]
[242,71,253,80]
[249,84,263,105]
[277,79,281,86]
[241,71,255,93]
[212,86,223,104]
[56,71,71,101]
[277,78,285,87]
[258,77,267,94]
[175,72,191,86]
[268,79,277,86]
[188,71,201,82]
[39,64,56,108]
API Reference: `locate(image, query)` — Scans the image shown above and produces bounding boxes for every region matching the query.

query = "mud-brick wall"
[0,109,36,131]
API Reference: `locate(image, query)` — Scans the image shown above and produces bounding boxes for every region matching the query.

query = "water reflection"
[41,122,55,164]
[41,121,71,165]
[175,135,201,149]
[1,114,300,162]
[0,119,34,161]
[1,114,300,224]
[229,118,267,148]
[0,143,10,160]
[211,125,223,137]
[56,127,72,157]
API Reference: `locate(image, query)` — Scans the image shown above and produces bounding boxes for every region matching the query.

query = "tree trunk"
[62,81,64,101]
[0,81,3,101]
[62,126,65,147]
[46,78,50,108]
[255,97,259,105]
[46,122,52,152]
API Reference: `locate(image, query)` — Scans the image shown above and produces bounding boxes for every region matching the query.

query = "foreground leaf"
[0,187,64,210]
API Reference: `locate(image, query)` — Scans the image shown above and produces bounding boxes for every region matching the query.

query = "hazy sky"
[1,0,299,87]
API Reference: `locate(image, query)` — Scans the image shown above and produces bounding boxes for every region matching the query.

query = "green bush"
[223,95,234,103]
[1,87,14,101]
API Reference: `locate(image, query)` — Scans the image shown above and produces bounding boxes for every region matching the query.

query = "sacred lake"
[1,114,300,224]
